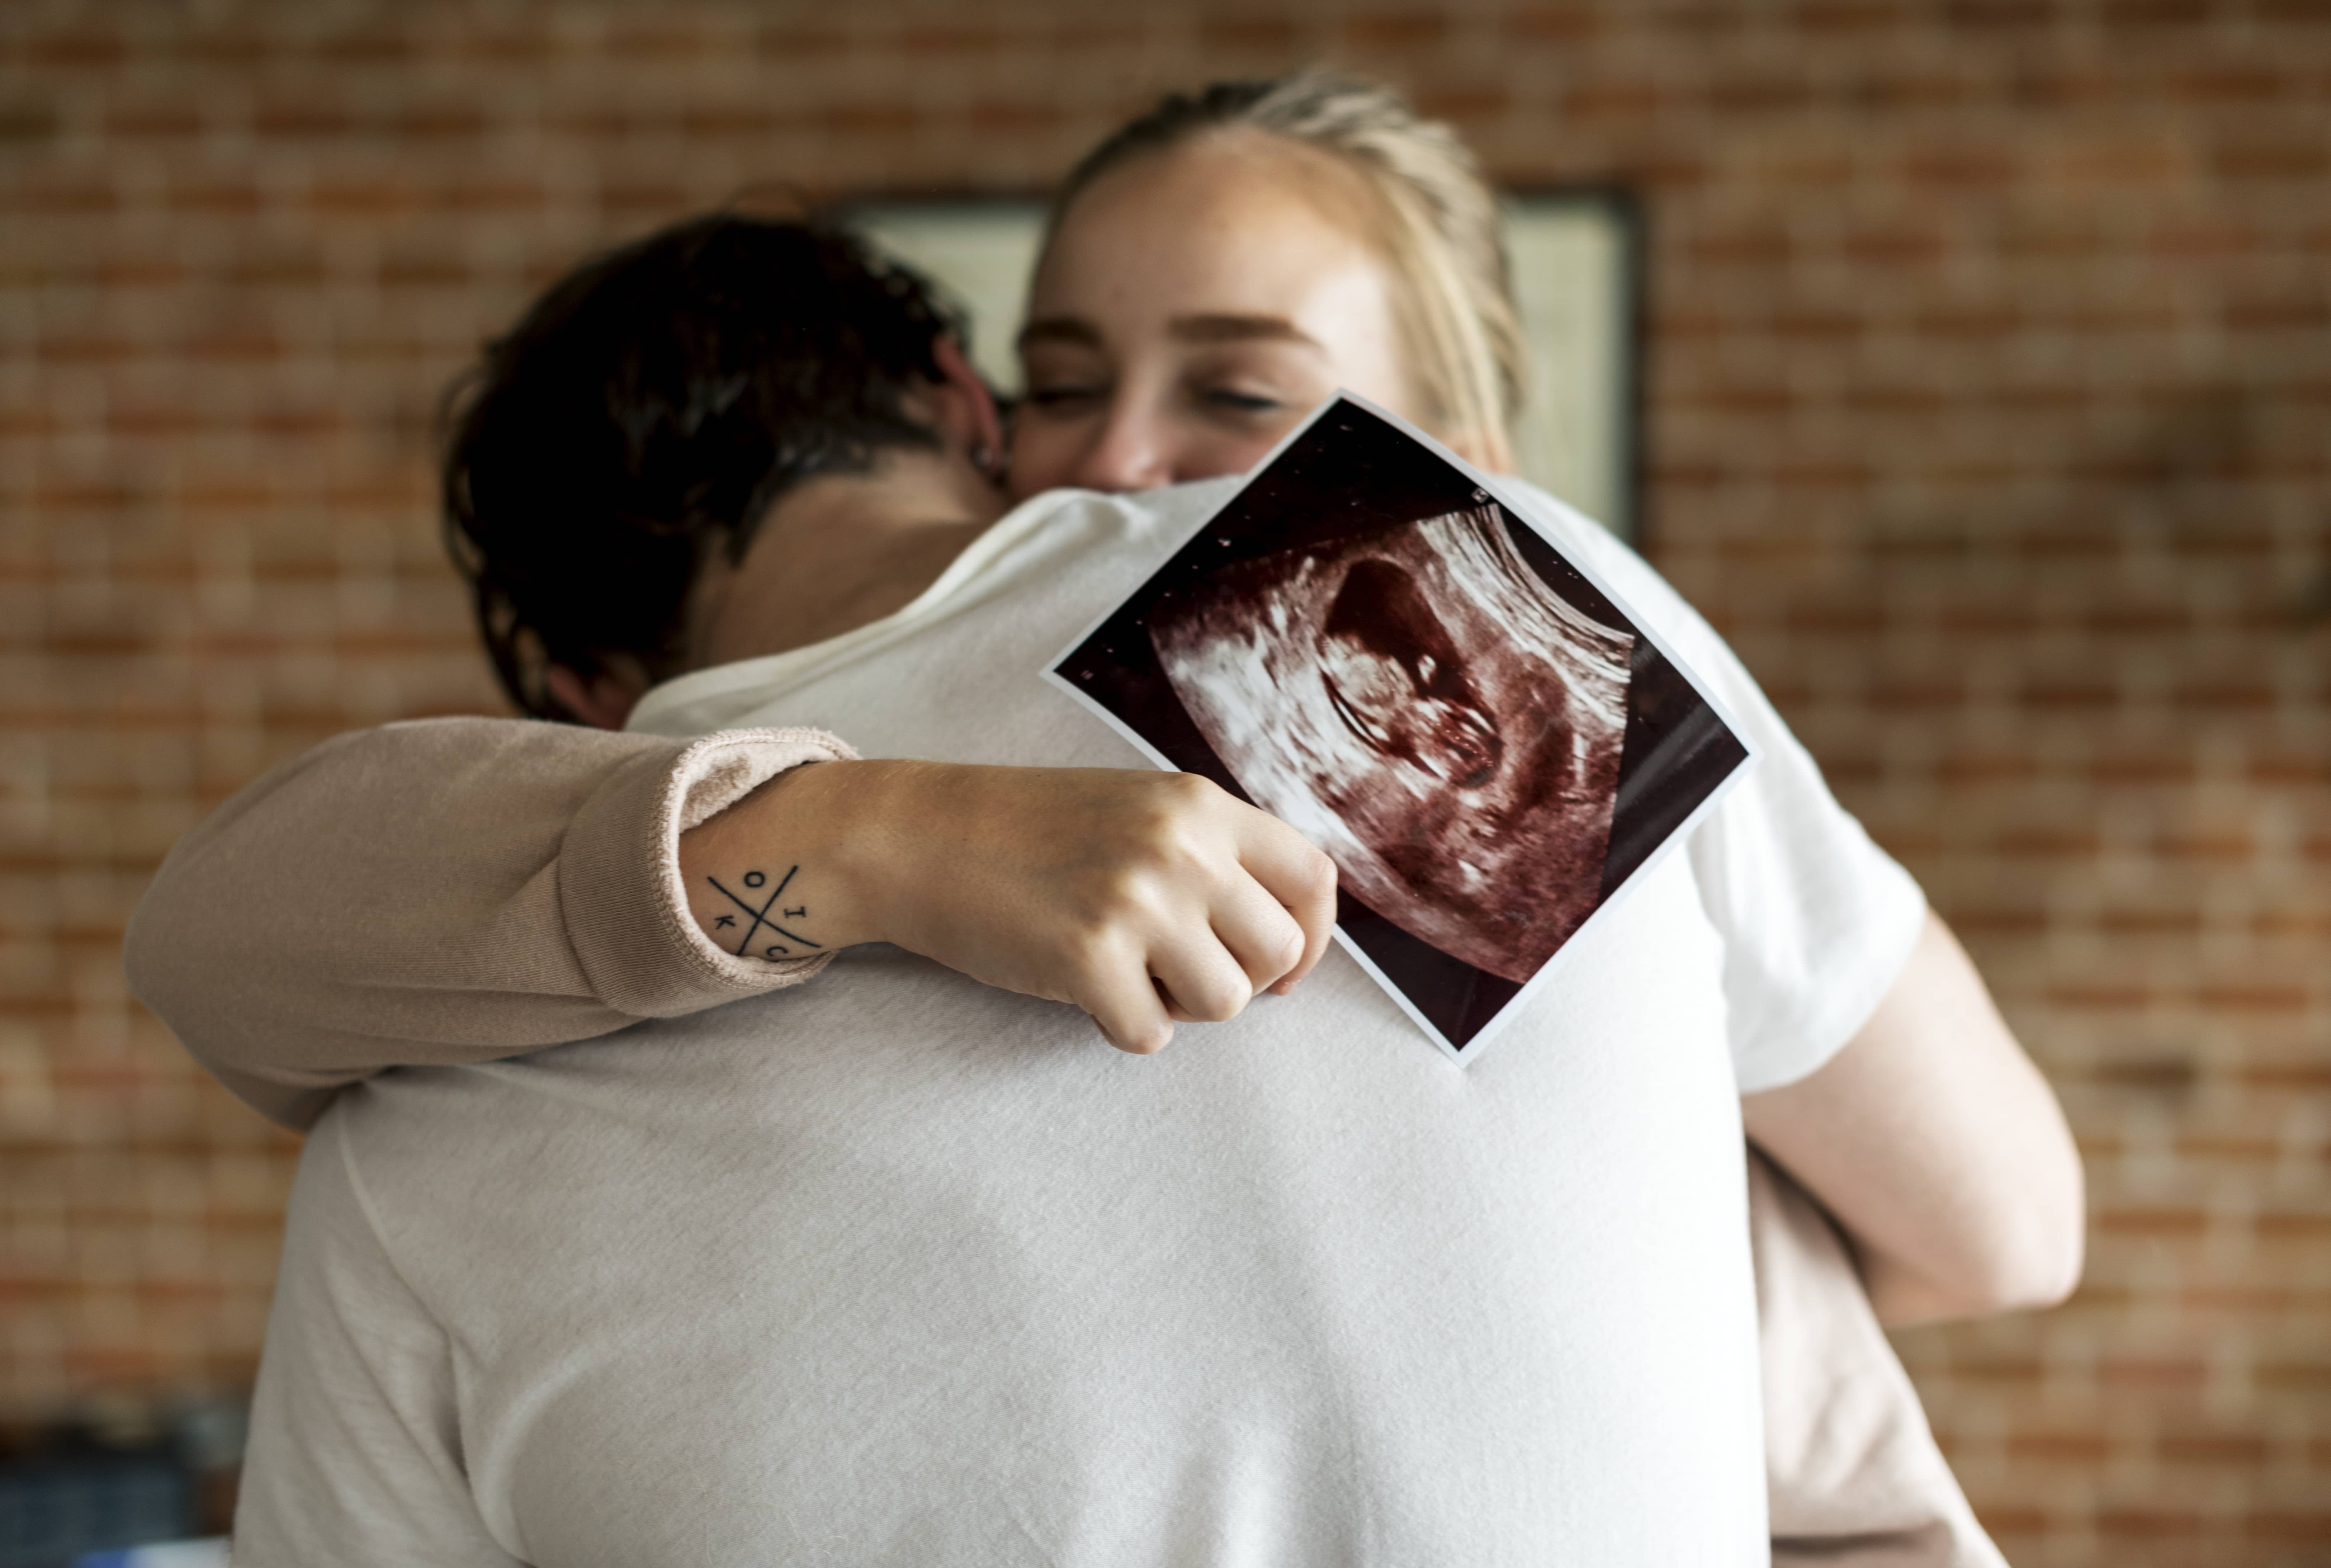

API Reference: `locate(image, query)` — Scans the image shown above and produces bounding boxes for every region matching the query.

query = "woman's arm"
[1532,500,2082,1328]
[128,719,1337,1130]
[124,718,850,1129]
[1741,911,2085,1324]
[680,757,1337,1054]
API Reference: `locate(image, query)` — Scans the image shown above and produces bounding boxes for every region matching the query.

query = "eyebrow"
[1016,317,1102,350]
[1016,313,1325,351]
[1166,313,1320,348]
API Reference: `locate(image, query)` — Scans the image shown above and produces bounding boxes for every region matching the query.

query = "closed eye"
[1202,389,1283,414]
[1023,384,1108,410]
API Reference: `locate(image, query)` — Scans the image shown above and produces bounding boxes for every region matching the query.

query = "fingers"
[1231,812,1339,994]
[1206,867,1310,996]
[1073,949,1176,1055]
[1148,926,1261,1027]
[1076,886,1287,1052]
[1122,797,1335,1036]
[1025,770,1339,1056]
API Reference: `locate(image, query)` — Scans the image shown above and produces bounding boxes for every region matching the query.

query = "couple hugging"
[128,72,2079,1566]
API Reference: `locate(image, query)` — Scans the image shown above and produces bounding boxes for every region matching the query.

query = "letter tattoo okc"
[704,866,823,958]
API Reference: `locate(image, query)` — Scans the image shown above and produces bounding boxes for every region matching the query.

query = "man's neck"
[687,450,1011,670]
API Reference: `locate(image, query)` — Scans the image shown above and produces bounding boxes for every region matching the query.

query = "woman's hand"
[679,759,1339,1053]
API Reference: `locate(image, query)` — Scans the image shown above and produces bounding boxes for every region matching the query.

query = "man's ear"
[929,335,1006,478]
[543,660,649,730]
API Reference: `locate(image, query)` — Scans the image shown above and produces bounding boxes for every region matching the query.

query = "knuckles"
[1177,982,1250,1025]
[1080,821,1222,916]
[1077,862,1179,930]
[1299,846,1338,895]
[1113,1023,1174,1055]
[1119,772,1227,846]
[1056,922,1132,986]
[1157,770,1221,807]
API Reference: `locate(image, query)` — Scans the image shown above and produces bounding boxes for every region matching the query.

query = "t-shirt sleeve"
[231,1111,528,1567]
[1531,495,1928,1093]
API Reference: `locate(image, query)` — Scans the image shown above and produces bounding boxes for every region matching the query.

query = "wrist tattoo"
[705,865,824,959]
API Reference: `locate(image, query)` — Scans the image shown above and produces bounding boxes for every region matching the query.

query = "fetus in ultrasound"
[1319,560,1504,789]
[1150,505,1634,983]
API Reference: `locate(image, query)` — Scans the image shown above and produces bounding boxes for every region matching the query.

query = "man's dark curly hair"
[441,213,965,720]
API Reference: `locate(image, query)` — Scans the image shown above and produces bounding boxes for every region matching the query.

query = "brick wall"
[3,2,2324,1562]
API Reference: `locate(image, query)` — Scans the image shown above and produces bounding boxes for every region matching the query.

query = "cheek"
[1004,420,1080,501]
[1179,424,1296,482]
[1005,400,1310,497]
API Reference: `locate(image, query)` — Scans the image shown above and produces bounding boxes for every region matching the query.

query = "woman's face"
[1009,135,1417,499]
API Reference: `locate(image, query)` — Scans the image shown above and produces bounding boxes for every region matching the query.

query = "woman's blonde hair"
[1052,69,1525,468]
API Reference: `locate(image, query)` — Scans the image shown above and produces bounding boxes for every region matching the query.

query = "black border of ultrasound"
[1051,402,1746,1052]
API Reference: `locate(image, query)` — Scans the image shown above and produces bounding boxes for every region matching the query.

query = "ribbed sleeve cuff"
[558,727,860,1018]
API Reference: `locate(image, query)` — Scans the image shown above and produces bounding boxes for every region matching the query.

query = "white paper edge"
[1039,391,1764,1067]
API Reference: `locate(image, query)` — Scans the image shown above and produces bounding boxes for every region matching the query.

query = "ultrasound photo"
[1050,398,1755,1060]
[1150,504,1631,984]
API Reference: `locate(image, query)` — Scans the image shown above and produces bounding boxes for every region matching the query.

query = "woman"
[1011,75,1521,491]
[132,73,2069,1563]
[1004,74,2072,1330]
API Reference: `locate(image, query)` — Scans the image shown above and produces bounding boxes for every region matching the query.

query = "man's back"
[253,859,1760,1565]
[235,481,1920,1565]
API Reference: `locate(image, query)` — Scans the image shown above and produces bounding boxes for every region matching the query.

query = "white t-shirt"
[236,480,1925,1567]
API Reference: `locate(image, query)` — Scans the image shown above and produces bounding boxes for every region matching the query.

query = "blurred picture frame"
[850,189,1643,541]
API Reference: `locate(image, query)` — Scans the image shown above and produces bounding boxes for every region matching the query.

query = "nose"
[1068,403,1174,492]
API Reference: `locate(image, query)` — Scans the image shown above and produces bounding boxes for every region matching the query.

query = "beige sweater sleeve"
[1754,1150,2008,1568]
[125,717,855,1130]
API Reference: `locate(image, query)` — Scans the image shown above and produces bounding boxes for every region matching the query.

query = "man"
[130,215,2071,1564]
